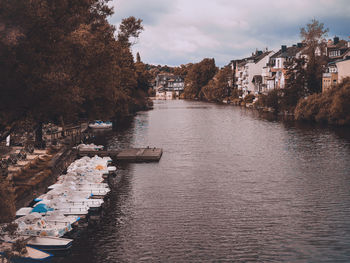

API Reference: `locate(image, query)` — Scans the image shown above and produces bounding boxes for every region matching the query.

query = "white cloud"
[110,0,350,66]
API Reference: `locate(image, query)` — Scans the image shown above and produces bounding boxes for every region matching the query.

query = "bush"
[244,94,255,103]
[294,78,350,125]
[255,89,281,112]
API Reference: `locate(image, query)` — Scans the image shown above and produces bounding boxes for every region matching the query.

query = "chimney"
[297,43,303,48]
[281,45,287,53]
[334,36,339,45]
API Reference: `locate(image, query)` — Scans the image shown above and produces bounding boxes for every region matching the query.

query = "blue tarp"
[31,204,54,213]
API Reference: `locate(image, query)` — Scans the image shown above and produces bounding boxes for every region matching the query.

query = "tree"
[200,66,231,102]
[117,16,144,47]
[294,78,350,125]
[184,58,217,99]
[0,1,147,142]
[282,57,307,111]
[300,19,329,94]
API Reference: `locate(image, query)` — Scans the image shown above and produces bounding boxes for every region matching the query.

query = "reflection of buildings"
[155,74,184,99]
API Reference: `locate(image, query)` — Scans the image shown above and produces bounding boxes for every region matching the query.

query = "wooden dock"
[78,148,163,162]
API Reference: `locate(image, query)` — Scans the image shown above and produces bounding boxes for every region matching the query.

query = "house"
[322,62,338,92]
[322,37,350,92]
[326,37,350,61]
[267,44,304,90]
[155,74,184,92]
[154,74,184,99]
[336,58,350,83]
[233,50,274,96]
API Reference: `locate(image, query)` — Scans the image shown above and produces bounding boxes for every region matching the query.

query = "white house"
[268,44,304,90]
[236,50,274,96]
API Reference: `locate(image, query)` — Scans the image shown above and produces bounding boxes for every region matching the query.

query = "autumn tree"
[173,64,193,79]
[184,58,217,99]
[281,57,307,111]
[0,1,147,141]
[117,16,143,47]
[300,19,329,94]
[201,66,231,102]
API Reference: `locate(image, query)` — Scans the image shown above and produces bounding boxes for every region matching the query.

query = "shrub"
[294,78,350,125]
[244,94,255,104]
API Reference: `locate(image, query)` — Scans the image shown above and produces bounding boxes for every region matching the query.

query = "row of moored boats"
[0,145,116,262]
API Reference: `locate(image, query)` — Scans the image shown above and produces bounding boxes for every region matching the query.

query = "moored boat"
[27,236,73,252]
[88,121,112,129]
[0,242,52,263]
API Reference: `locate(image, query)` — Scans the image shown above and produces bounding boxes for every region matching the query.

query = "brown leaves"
[294,78,350,125]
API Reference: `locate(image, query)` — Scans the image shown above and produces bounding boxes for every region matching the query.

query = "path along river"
[63,100,350,262]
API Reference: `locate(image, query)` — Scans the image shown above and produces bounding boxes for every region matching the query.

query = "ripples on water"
[63,100,350,262]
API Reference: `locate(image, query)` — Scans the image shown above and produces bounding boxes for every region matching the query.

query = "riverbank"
[0,123,94,222]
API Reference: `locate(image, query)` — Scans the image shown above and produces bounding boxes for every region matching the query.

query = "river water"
[63,100,350,262]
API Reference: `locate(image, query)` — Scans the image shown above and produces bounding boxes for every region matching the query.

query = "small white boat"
[76,143,104,151]
[15,213,72,237]
[58,207,89,216]
[27,236,73,252]
[16,207,33,218]
[0,242,53,262]
[88,121,112,129]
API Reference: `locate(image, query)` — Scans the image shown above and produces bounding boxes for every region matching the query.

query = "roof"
[253,51,273,63]
[236,51,272,66]
[335,57,350,65]
[327,39,348,50]
[270,46,303,59]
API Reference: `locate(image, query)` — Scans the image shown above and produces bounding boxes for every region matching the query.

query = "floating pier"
[78,148,163,162]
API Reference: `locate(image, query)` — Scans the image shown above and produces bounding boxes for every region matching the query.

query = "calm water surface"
[63,100,350,262]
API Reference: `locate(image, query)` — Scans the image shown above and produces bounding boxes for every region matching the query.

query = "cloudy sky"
[109,0,350,66]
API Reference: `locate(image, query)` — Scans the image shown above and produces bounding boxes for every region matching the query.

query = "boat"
[76,143,104,151]
[26,236,73,252]
[0,242,52,262]
[88,121,112,129]
[15,213,72,237]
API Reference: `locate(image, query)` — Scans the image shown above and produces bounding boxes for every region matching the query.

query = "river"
[62,99,350,262]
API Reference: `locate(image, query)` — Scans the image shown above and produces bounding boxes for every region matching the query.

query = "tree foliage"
[0,0,147,137]
[184,58,217,99]
[300,19,329,94]
[117,16,144,47]
[201,66,231,102]
[295,78,350,125]
[281,57,307,111]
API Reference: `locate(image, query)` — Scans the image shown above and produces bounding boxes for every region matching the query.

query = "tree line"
[0,0,151,141]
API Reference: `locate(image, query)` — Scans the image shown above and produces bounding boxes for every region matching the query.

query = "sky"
[109,0,350,67]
